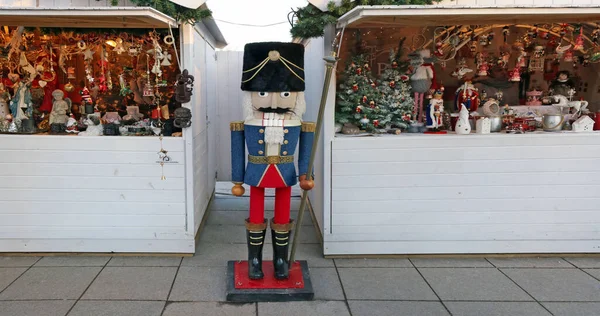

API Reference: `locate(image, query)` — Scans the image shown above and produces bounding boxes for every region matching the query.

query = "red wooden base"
[424,130,448,134]
[234,261,304,289]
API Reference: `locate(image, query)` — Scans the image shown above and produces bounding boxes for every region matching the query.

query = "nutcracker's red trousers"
[249,165,291,225]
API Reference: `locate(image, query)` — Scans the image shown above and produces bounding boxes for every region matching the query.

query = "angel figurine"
[49,89,71,125]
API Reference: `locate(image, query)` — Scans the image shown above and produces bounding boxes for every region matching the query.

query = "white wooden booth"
[305,4,600,256]
[0,3,225,253]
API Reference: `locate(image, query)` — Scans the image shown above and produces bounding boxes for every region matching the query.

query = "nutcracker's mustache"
[255,107,293,114]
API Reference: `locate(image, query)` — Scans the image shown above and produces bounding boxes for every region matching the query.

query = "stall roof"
[336,5,600,28]
[0,7,177,28]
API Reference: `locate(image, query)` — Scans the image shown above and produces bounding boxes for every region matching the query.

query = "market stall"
[0,5,225,253]
[313,5,600,256]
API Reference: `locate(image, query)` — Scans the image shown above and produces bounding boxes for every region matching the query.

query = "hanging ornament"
[564,50,574,62]
[356,106,362,113]
[67,67,76,79]
[364,63,370,71]
[389,80,396,88]
[502,26,510,43]
[161,53,172,66]
[574,28,585,51]
[113,38,125,55]
[391,61,398,68]
[83,48,94,61]
[373,120,379,127]
[356,67,362,75]
[64,82,74,92]
[370,81,376,88]
[352,84,358,92]
[509,67,521,82]
[369,101,375,108]
[362,95,367,103]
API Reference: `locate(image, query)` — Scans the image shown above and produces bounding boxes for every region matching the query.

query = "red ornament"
[370,82,376,88]
[373,120,379,127]
[389,81,396,88]
[369,100,375,108]
[392,61,398,69]
[364,63,370,70]
[356,106,361,113]
[400,75,409,82]
[362,96,367,103]
[356,68,362,75]
[352,84,359,92]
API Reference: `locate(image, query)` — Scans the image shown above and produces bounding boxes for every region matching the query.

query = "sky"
[207,0,310,51]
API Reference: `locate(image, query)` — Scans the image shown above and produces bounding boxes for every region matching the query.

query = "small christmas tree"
[377,38,415,130]
[335,54,383,132]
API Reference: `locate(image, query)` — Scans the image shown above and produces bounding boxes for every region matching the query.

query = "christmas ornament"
[362,95,367,103]
[352,84,358,92]
[392,61,398,68]
[389,81,396,88]
[174,69,195,104]
[369,100,375,108]
[83,48,94,61]
[64,82,74,92]
[356,106,362,113]
[360,115,370,127]
[574,28,585,51]
[113,38,125,54]
[373,119,379,127]
[356,67,362,75]
[509,67,521,82]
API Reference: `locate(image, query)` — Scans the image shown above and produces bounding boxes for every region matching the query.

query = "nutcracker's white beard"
[242,91,306,122]
[265,126,285,145]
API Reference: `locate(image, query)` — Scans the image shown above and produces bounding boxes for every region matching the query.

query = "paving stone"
[107,256,182,267]
[200,225,319,244]
[487,257,573,268]
[68,301,165,316]
[35,256,109,267]
[338,267,437,300]
[542,302,600,316]
[211,196,301,211]
[444,302,551,316]
[162,302,256,316]
[258,301,350,316]
[169,267,227,301]
[584,269,600,280]
[502,268,600,301]
[310,268,344,300]
[411,258,493,268]
[0,268,26,292]
[185,242,332,268]
[335,258,412,268]
[0,267,100,300]
[182,243,247,267]
[420,268,531,301]
[82,267,177,300]
[563,257,600,268]
[0,257,40,268]
[0,300,75,316]
[348,301,450,316]
[207,210,312,226]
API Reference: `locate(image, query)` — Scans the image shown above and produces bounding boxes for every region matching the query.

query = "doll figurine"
[549,70,574,97]
[49,89,71,125]
[0,83,11,119]
[455,81,480,112]
[9,78,33,123]
[230,42,315,280]
[409,49,438,123]
[426,88,445,132]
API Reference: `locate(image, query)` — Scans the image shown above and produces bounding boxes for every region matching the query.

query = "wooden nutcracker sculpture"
[230,42,315,282]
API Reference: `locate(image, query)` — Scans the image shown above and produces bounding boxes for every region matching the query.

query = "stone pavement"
[1,194,600,316]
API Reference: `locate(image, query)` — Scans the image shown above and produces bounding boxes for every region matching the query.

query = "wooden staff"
[289,37,340,264]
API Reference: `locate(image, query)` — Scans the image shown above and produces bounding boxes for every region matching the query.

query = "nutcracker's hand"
[299,175,314,191]
[231,183,245,197]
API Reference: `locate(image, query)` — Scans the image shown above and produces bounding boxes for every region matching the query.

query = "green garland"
[290,0,440,39]
[115,0,212,25]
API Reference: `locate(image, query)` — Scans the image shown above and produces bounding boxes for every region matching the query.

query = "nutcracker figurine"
[230,42,315,280]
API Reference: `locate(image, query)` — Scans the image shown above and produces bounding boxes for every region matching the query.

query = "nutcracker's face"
[251,91,298,114]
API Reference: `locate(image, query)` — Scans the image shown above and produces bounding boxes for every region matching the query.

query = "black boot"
[245,219,267,280]
[270,219,294,280]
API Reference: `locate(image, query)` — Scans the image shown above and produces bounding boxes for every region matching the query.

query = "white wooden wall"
[215,51,245,182]
[0,135,193,253]
[180,23,218,238]
[436,0,600,5]
[326,133,600,255]
[0,0,135,7]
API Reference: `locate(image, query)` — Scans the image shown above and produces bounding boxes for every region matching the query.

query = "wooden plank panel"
[332,198,600,213]
[333,172,600,188]
[0,135,184,151]
[333,211,600,226]
[0,238,194,253]
[332,145,600,163]
[332,133,600,150]
[332,158,600,175]
[0,176,184,190]
[0,163,184,177]
[0,189,185,202]
[330,224,600,241]
[0,214,183,227]
[0,150,184,164]
[0,201,185,215]
[323,240,600,255]
[332,185,600,200]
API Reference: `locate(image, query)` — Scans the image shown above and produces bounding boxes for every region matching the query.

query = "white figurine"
[78,114,103,136]
[455,105,471,135]
[476,117,491,134]
[572,116,595,132]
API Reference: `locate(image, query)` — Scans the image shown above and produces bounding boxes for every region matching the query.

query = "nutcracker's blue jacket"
[230,121,315,187]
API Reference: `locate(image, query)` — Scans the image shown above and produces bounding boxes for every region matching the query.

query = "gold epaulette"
[301,122,316,133]
[230,121,244,131]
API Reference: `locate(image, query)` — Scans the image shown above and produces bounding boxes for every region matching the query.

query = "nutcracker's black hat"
[241,42,305,92]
